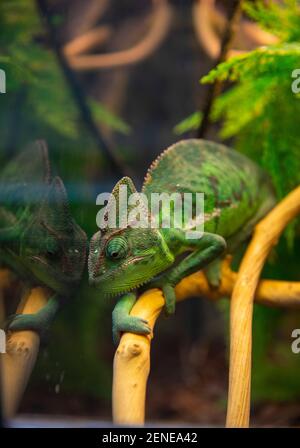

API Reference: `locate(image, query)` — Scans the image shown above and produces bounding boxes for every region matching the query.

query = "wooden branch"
[67,0,173,71]
[63,26,112,58]
[0,269,17,290]
[65,0,109,39]
[112,289,162,425]
[176,257,300,308]
[113,242,300,425]
[193,0,222,60]
[226,186,300,428]
[0,268,17,426]
[1,287,49,419]
[0,269,16,324]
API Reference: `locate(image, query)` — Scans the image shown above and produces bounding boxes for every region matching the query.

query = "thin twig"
[197,0,242,138]
[36,0,130,178]
[63,26,112,58]
[66,0,173,71]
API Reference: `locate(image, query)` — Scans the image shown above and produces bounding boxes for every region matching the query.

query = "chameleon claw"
[112,315,151,346]
[162,283,176,315]
[204,259,222,288]
[143,278,177,316]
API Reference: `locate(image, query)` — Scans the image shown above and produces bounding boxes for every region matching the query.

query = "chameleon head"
[88,176,174,295]
[88,226,174,296]
[21,176,87,295]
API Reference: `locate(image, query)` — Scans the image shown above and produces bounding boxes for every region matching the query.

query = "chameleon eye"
[45,238,58,256]
[67,248,80,256]
[105,237,128,260]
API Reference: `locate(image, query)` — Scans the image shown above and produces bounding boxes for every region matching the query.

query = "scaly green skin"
[0,141,87,337]
[88,139,276,344]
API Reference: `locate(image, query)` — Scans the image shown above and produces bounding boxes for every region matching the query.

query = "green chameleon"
[0,141,87,337]
[88,139,276,344]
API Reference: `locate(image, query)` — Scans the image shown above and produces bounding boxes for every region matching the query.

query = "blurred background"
[1,0,300,426]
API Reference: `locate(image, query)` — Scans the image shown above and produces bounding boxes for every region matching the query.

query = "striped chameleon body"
[89,139,276,344]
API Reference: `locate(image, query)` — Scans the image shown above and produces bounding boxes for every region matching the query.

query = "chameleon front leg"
[112,292,151,345]
[6,294,62,339]
[146,232,227,314]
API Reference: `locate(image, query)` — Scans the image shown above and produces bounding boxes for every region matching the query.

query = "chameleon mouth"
[101,279,150,298]
[29,255,81,285]
[89,254,153,290]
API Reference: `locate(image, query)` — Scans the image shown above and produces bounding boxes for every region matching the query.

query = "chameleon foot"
[6,312,50,339]
[162,283,176,315]
[143,278,176,316]
[5,295,60,340]
[112,314,151,346]
[204,259,222,288]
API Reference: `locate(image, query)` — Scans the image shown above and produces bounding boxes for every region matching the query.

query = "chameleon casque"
[88,139,276,344]
[0,141,87,336]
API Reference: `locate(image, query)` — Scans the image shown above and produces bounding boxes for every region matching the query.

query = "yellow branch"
[113,250,300,425]
[0,269,15,291]
[0,269,16,324]
[226,185,300,428]
[112,289,164,425]
[1,286,49,419]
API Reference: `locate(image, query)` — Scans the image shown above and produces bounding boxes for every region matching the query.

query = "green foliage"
[203,52,300,214]
[175,1,300,202]
[90,100,131,135]
[173,111,202,135]
[0,0,129,141]
[177,2,300,247]
[198,1,300,249]
[243,0,300,43]
[1,0,74,138]
[202,41,300,201]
